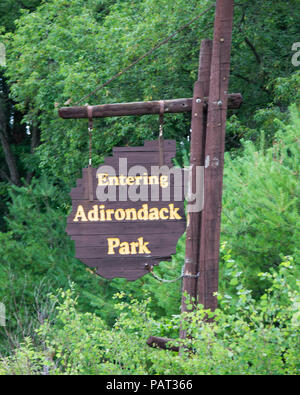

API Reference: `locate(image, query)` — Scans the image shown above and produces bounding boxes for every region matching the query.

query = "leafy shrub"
[0,176,184,355]
[0,254,299,375]
[0,178,126,353]
[1,106,299,358]
[222,105,300,294]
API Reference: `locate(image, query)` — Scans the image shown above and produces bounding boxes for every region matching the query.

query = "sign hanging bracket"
[159,100,165,166]
[87,105,94,202]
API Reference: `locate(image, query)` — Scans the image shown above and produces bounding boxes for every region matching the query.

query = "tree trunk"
[0,109,21,186]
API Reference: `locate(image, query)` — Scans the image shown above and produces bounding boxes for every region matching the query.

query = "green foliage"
[0,177,126,353]
[229,0,300,126]
[2,0,213,185]
[0,1,43,33]
[222,105,300,294]
[0,257,299,375]
[3,0,299,186]
[273,72,300,108]
[0,0,300,374]
[1,105,299,358]
[0,175,184,354]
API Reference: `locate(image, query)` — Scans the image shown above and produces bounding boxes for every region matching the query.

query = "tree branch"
[231,72,269,93]
[244,37,262,65]
[146,336,179,352]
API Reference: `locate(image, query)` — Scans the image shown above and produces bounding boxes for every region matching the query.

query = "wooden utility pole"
[197,0,235,311]
[180,0,234,339]
[181,39,212,314]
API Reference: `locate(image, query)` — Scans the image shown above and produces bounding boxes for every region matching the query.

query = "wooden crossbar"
[58,94,242,119]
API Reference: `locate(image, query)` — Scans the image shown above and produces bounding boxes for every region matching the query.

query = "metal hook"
[159,101,165,166]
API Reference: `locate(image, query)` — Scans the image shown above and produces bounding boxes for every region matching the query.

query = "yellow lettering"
[97,173,108,186]
[126,176,135,185]
[135,176,142,185]
[149,207,159,220]
[148,175,159,185]
[119,175,127,185]
[73,205,88,222]
[97,174,169,187]
[159,207,169,220]
[108,176,119,186]
[73,204,181,223]
[119,241,130,255]
[130,241,139,254]
[107,237,151,255]
[169,204,182,220]
[138,237,151,254]
[160,175,168,188]
[106,209,115,221]
[137,204,149,220]
[125,208,137,220]
[115,208,126,221]
[143,173,149,185]
[99,205,106,221]
[107,238,120,255]
[88,205,99,221]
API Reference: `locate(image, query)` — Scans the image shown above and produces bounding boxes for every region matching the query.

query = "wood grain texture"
[181,39,212,315]
[197,0,235,311]
[58,94,242,119]
[66,221,186,235]
[66,140,186,280]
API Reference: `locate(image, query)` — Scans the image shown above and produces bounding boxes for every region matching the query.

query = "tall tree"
[1,0,300,187]
[0,0,42,185]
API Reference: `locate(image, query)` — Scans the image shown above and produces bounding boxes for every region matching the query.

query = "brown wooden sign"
[66,140,186,281]
[60,0,238,348]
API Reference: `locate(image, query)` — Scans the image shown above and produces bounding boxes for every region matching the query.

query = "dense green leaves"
[0,0,299,374]
[0,1,42,33]
[222,105,300,294]
[1,258,299,375]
